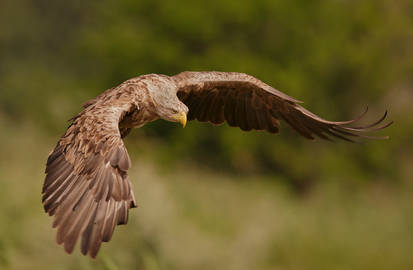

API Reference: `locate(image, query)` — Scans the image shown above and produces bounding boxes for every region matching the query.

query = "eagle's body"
[43,71,391,258]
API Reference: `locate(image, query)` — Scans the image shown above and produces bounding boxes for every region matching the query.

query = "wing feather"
[43,85,139,258]
[224,90,238,126]
[174,71,392,141]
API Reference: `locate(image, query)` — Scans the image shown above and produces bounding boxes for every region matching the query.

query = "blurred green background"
[1,0,413,269]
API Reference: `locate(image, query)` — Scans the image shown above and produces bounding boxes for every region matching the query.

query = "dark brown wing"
[42,93,137,258]
[173,71,392,142]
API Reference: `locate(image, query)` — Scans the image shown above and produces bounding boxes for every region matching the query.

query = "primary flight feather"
[42,71,392,257]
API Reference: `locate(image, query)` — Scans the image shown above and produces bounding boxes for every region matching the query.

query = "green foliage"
[1,0,411,188]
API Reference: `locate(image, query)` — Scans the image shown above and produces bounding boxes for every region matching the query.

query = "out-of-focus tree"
[1,0,412,190]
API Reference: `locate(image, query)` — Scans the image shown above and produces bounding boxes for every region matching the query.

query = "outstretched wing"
[42,92,137,258]
[173,71,392,141]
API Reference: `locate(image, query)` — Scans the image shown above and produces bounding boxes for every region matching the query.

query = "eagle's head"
[145,74,188,127]
[158,100,188,128]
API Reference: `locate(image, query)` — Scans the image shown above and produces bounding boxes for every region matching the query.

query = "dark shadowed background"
[1,0,412,269]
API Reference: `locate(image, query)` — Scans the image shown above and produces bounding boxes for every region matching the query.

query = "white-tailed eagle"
[42,71,392,257]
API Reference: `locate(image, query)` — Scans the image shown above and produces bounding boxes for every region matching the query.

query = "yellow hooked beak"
[171,111,187,128]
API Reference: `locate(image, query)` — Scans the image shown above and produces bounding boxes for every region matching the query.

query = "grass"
[0,118,412,270]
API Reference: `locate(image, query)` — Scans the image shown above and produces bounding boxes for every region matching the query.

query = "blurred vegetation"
[1,0,413,269]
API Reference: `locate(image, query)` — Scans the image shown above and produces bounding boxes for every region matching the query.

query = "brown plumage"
[43,71,392,258]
